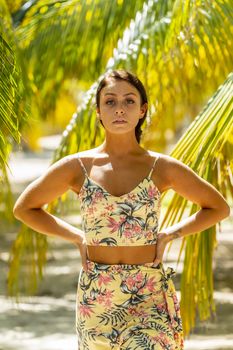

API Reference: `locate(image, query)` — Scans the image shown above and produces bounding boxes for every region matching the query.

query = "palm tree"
[0,0,29,222]
[1,0,232,336]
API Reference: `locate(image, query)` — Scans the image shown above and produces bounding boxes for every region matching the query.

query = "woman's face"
[96,79,147,137]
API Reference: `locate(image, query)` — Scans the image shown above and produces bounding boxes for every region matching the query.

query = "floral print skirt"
[76,259,184,350]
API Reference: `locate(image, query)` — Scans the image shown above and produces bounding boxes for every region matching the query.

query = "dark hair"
[95,69,148,144]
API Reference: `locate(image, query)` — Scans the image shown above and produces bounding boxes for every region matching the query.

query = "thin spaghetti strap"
[148,155,160,179]
[77,154,88,177]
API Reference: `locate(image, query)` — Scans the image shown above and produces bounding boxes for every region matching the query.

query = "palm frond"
[0,0,28,220]
[14,0,148,115]
[161,72,233,336]
[7,226,48,299]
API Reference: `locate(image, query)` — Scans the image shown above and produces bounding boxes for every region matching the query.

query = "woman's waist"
[87,244,157,265]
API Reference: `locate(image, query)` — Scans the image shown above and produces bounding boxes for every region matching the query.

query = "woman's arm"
[13,154,84,246]
[162,155,230,242]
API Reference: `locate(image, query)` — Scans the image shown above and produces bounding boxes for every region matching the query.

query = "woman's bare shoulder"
[147,151,180,192]
[70,148,102,176]
[147,150,170,164]
[148,150,180,164]
[72,147,101,160]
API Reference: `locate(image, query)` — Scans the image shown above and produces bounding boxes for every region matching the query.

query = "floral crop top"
[76,153,161,246]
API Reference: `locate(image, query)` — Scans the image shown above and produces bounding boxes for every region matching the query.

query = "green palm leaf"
[161,72,233,335]
[13,0,149,115]
[0,0,28,221]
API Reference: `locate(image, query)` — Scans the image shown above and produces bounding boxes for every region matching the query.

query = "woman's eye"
[106,99,135,105]
[106,100,114,105]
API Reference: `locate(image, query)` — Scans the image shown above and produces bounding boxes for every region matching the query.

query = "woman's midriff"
[86,244,157,264]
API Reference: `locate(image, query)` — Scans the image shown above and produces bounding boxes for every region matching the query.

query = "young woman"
[13,69,230,350]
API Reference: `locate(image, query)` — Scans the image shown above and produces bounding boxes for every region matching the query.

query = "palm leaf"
[160,72,233,335]
[13,0,148,115]
[0,0,28,220]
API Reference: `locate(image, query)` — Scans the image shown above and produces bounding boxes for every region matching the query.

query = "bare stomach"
[86,244,157,264]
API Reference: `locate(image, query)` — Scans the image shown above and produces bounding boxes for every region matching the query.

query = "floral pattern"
[78,175,161,246]
[76,155,184,349]
[76,260,184,349]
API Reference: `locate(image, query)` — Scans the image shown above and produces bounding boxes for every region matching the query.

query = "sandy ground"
[1,146,233,350]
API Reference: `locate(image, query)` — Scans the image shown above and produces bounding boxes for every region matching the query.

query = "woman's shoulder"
[71,147,101,162]
[148,151,197,188]
[147,150,169,164]
[147,151,186,182]
[147,150,182,165]
[69,148,104,175]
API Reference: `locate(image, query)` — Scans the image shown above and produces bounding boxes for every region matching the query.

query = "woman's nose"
[115,102,126,114]
[115,109,125,115]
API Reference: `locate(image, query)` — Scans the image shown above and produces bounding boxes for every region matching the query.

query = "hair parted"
[95,69,148,144]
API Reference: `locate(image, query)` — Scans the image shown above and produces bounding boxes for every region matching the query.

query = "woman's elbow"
[223,203,231,218]
[13,202,35,220]
[217,200,231,219]
[13,204,26,220]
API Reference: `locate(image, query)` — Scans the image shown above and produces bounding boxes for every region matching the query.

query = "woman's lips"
[113,120,127,124]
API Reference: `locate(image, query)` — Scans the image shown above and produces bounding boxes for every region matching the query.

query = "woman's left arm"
[162,155,230,241]
[153,156,230,266]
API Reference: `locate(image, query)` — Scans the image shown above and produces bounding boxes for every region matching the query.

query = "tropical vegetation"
[0,0,232,336]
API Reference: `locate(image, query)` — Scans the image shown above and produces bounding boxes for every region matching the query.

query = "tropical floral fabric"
[76,154,184,348]
[77,154,161,246]
[76,260,184,349]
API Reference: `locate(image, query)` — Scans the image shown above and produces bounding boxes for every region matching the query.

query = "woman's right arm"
[13,154,85,247]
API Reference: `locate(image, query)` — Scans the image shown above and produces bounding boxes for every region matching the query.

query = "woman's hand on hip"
[74,235,88,272]
[153,232,171,267]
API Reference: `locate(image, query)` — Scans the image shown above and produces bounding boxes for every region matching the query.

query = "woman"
[13,69,230,350]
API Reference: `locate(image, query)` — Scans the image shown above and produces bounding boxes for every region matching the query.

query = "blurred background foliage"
[0,0,232,337]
